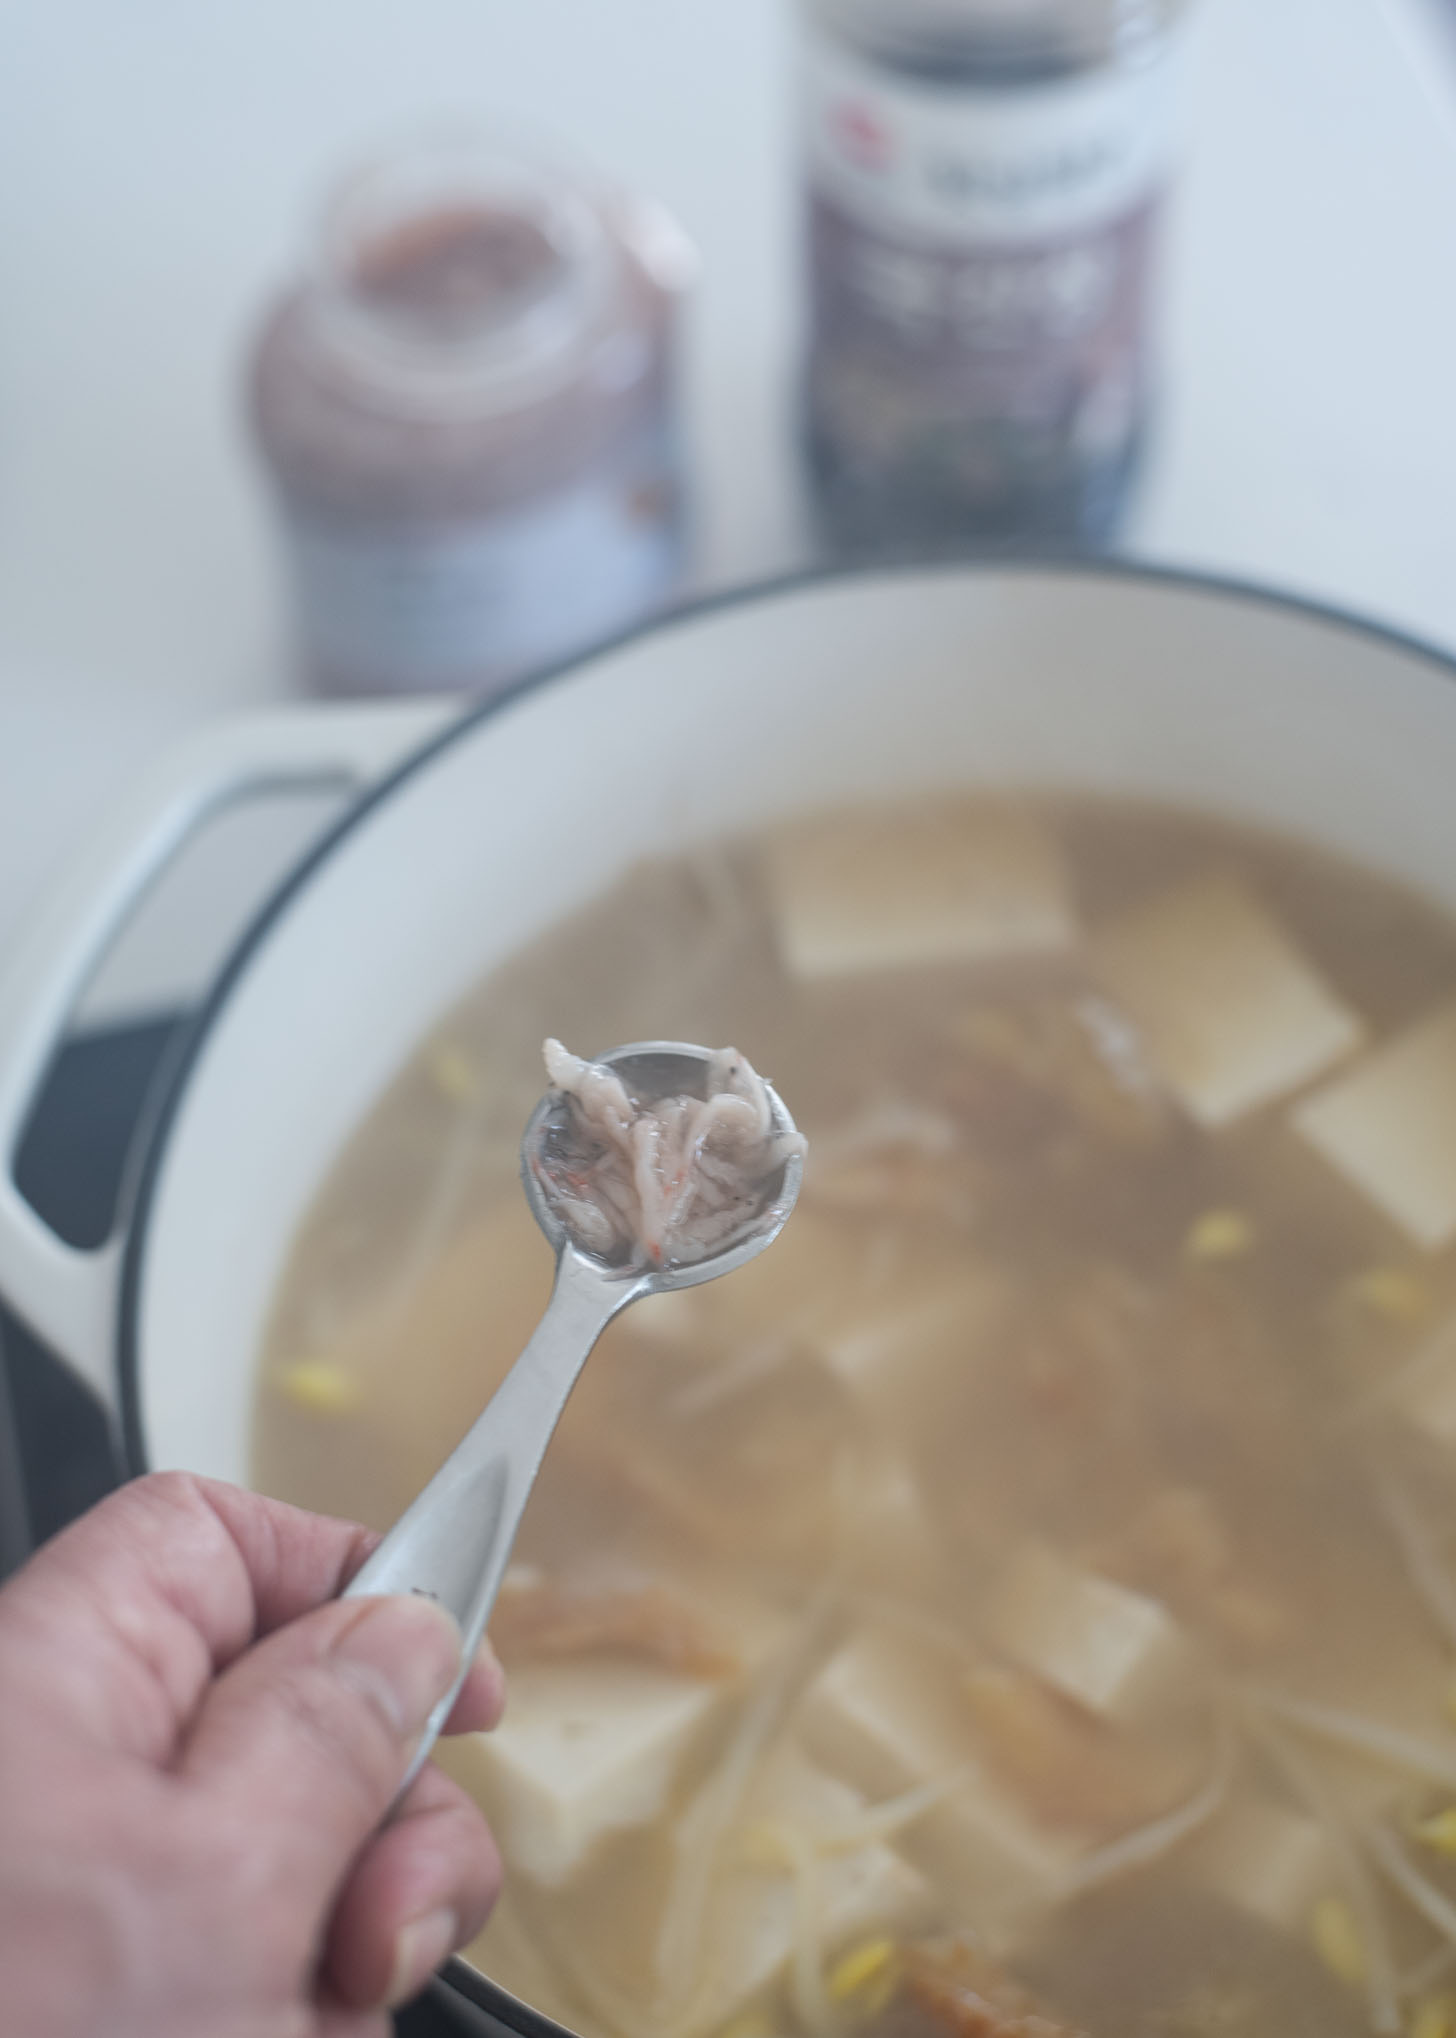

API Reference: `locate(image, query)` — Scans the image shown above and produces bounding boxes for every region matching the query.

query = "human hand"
[0,1471,505,2038]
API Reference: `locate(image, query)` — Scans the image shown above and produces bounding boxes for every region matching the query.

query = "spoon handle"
[343,1246,643,1796]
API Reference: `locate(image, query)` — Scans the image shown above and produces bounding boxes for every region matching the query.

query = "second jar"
[249,135,695,699]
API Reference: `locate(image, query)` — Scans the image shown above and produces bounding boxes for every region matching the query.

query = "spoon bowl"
[522,1039,805,1286]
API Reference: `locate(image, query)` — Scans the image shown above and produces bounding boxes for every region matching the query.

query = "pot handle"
[0,698,460,1420]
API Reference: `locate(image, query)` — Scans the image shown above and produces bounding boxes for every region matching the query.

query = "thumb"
[179,1593,463,1920]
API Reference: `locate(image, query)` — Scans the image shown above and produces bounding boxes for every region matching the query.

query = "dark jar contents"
[248,138,696,699]
[798,0,1191,554]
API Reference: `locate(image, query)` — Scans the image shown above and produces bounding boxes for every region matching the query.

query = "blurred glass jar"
[248,135,696,699]
[798,0,1191,552]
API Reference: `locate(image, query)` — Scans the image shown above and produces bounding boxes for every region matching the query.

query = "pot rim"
[112,548,1456,2035]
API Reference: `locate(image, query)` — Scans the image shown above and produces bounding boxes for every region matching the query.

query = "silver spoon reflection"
[342,1040,805,1796]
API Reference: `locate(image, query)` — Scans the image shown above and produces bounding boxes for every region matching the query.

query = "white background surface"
[2,0,1456,973]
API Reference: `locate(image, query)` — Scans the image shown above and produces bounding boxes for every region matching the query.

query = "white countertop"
[2,0,1456,984]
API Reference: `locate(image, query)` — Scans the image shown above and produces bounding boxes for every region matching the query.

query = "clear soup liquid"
[259,794,1456,2038]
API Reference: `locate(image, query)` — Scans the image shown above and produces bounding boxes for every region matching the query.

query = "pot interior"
[130,562,1456,2038]
[135,564,1456,1484]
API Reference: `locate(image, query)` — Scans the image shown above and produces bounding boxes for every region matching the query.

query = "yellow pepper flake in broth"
[274,1359,359,1415]
[1310,1894,1367,1987]
[737,1821,792,1873]
[1340,1266,1434,1327]
[1414,1807,1456,1857]
[827,1937,902,2018]
[427,1041,481,1106]
[1411,1995,1456,2038]
[1182,1210,1256,1262]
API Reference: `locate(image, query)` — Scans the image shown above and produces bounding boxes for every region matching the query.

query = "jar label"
[809,190,1159,381]
[283,446,685,698]
[802,31,1186,250]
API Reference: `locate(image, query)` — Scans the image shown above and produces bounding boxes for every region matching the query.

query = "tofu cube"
[983,1542,1200,1728]
[1293,1000,1456,1249]
[1090,875,1363,1126]
[1185,1797,1337,1932]
[817,1261,1011,1424]
[443,1659,725,1885]
[765,804,1074,981]
[627,1284,713,1349]
[835,1449,943,1589]
[1383,1309,1456,1452]
[799,1626,1088,1943]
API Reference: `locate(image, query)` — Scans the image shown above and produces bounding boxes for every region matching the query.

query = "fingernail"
[386,1906,458,2008]
[329,1595,463,1742]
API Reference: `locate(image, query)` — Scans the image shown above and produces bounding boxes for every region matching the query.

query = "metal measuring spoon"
[342,1040,805,1794]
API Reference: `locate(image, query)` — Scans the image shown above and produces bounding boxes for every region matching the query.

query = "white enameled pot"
[4,559,1456,2028]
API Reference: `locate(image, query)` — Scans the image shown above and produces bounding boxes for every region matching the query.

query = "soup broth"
[256,794,1456,2038]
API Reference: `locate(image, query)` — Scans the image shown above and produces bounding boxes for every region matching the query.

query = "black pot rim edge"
[110,546,1456,2038]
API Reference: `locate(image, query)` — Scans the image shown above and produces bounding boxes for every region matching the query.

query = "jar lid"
[306,131,621,419]
[804,0,1177,71]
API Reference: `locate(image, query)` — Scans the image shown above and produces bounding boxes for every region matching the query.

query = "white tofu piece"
[1387,1309,1456,1451]
[1185,1797,1337,1932]
[835,1449,943,1589]
[687,1745,931,2029]
[446,1659,725,1885]
[818,1262,1010,1424]
[799,1626,1088,1944]
[765,804,1074,981]
[984,1542,1200,1728]
[1293,1000,1456,1249]
[1090,875,1363,1126]
[628,1284,712,1348]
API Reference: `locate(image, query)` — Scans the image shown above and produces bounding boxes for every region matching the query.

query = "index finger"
[198,1482,504,1728]
[0,1474,371,1761]
[0,1473,503,1763]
